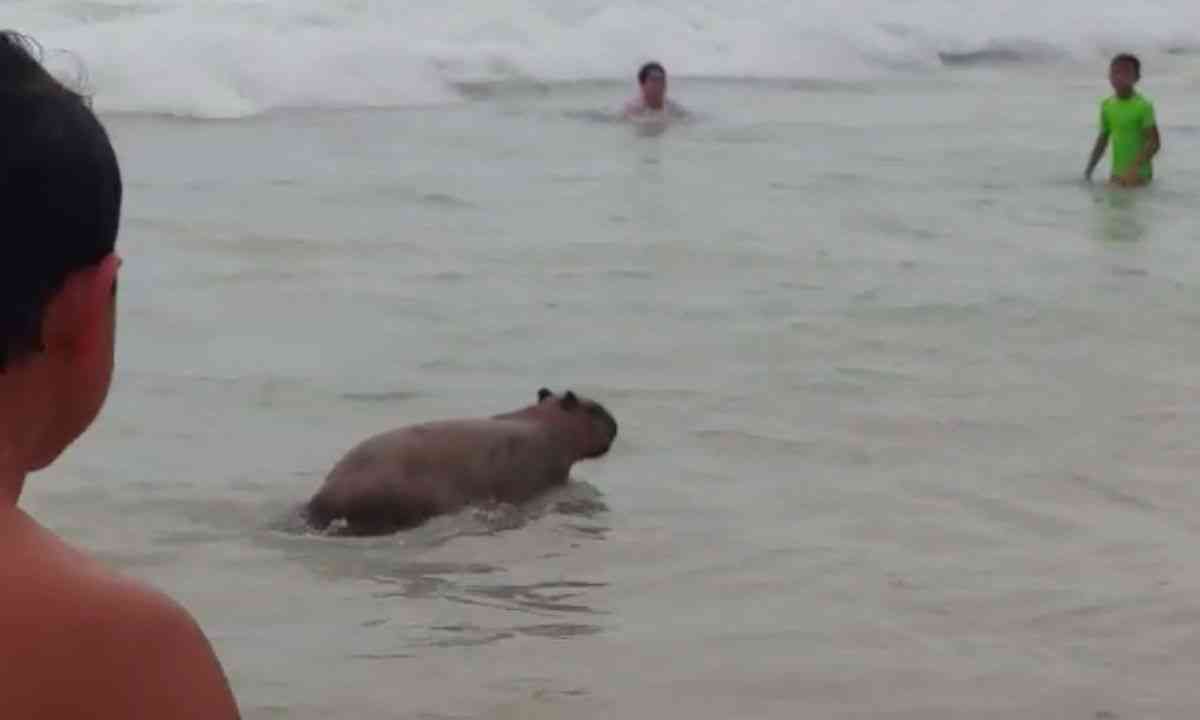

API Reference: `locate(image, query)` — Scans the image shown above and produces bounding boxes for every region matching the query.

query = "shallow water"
[20,51,1200,720]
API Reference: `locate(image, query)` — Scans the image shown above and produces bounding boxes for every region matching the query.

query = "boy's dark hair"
[0,30,122,371]
[1111,53,1141,77]
[638,61,666,85]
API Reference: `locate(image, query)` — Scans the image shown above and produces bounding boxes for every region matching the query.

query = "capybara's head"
[536,387,618,459]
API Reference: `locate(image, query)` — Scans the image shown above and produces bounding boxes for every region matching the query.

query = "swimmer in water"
[622,61,689,120]
[1084,53,1162,187]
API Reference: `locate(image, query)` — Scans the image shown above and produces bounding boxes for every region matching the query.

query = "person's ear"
[42,253,121,358]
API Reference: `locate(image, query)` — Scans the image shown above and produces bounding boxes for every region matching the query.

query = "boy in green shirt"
[1085,53,1162,187]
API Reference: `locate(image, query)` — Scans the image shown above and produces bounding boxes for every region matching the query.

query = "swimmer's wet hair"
[0,30,122,370]
[638,61,666,84]
[1111,53,1141,76]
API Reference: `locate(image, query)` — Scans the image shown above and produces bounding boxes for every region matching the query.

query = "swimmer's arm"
[1084,131,1108,181]
[88,587,242,719]
[667,99,692,119]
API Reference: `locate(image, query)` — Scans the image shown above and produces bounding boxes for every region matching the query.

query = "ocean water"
[13,2,1200,718]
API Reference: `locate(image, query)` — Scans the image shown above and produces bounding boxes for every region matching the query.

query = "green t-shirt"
[1100,93,1157,180]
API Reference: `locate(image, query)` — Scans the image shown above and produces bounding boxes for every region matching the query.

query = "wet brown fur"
[305,388,617,535]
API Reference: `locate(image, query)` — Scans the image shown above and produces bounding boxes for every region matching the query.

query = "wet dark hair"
[638,61,666,85]
[0,31,122,370]
[1111,53,1141,77]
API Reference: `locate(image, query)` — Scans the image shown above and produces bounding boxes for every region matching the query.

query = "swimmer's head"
[0,31,123,469]
[637,61,667,109]
[1109,53,1140,97]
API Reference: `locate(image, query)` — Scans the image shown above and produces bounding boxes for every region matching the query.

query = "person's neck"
[0,374,43,508]
[0,429,31,506]
[1116,88,1136,99]
[0,468,26,507]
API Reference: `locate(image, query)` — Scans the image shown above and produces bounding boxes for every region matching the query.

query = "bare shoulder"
[0,514,241,719]
[90,572,242,719]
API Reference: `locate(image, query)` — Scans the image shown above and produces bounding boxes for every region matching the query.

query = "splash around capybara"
[304,388,618,535]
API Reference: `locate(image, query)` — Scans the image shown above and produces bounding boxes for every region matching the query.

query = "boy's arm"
[1120,125,1161,184]
[1085,131,1109,180]
[1085,101,1110,180]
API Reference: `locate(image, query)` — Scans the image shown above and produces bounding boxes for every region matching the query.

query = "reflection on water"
[632,119,670,139]
[448,579,608,616]
[249,480,612,654]
[343,569,606,653]
[395,576,608,650]
[1090,183,1150,244]
[398,622,603,652]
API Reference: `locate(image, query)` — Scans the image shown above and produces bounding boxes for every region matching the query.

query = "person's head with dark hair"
[637,61,665,85]
[0,34,242,720]
[637,61,667,109]
[0,29,123,475]
[1109,53,1141,98]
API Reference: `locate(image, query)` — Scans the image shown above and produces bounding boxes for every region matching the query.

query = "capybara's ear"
[538,388,553,402]
[561,391,579,410]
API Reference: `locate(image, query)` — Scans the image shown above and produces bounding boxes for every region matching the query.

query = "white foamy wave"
[8,0,1200,118]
